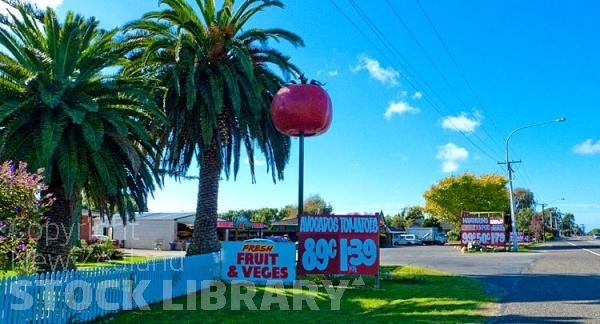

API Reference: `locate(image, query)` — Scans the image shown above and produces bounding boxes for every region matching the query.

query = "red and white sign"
[297,214,379,275]
[221,240,296,285]
[460,213,505,247]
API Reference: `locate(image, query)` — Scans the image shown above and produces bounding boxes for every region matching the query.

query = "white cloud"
[352,55,399,86]
[0,0,63,11]
[384,101,419,120]
[328,70,338,77]
[441,112,480,133]
[436,143,469,173]
[412,91,423,100]
[244,157,266,166]
[573,139,600,155]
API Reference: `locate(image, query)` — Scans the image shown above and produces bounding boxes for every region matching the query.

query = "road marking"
[566,241,600,257]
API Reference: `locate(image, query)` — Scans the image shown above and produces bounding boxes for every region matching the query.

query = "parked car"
[392,233,423,246]
[265,235,292,242]
[593,233,600,240]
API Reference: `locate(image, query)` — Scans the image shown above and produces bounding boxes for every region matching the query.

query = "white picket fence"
[0,253,220,323]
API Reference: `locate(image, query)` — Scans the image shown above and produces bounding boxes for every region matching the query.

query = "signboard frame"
[221,240,296,285]
[297,214,380,276]
[460,211,506,247]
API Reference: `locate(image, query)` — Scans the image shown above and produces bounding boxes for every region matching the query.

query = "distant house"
[94,213,194,250]
[267,218,299,241]
[94,212,266,249]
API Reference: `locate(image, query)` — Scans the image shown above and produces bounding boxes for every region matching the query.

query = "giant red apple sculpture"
[270,78,332,220]
[270,80,332,137]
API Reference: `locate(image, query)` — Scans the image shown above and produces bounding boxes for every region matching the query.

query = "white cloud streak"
[573,139,600,155]
[384,101,419,120]
[436,143,469,173]
[441,112,480,133]
[352,55,399,86]
[412,91,423,100]
[0,0,63,11]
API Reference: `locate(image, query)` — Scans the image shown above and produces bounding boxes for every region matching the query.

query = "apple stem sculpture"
[270,76,332,219]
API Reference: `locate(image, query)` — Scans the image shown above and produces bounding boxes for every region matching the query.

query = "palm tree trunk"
[36,185,75,272]
[187,140,222,255]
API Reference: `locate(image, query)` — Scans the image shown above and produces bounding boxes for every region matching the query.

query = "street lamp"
[539,197,564,241]
[505,117,566,252]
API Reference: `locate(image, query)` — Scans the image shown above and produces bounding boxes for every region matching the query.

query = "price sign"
[298,215,380,275]
[460,212,505,247]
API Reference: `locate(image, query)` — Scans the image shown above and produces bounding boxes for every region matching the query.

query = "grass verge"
[95,265,495,324]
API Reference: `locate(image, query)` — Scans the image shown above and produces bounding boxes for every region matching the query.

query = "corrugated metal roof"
[271,218,299,226]
[134,213,235,227]
[135,212,195,221]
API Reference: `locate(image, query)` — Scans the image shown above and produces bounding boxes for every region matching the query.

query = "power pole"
[498,159,521,251]
[540,203,546,241]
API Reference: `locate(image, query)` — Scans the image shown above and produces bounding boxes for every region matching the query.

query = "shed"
[95,212,194,250]
[94,212,267,249]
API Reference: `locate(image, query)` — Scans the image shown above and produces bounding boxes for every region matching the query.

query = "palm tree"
[0,1,164,271]
[123,0,303,255]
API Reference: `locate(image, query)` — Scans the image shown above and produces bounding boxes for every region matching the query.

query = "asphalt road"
[381,238,600,323]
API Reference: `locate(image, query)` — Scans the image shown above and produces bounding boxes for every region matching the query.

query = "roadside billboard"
[221,240,296,285]
[297,214,380,275]
[460,211,505,247]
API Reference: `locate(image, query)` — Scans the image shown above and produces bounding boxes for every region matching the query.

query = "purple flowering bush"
[0,161,54,275]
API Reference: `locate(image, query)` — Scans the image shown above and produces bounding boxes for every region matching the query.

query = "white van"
[391,232,423,246]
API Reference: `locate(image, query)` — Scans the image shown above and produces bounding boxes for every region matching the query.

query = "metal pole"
[506,155,519,252]
[298,132,304,219]
[540,203,546,242]
[504,117,566,252]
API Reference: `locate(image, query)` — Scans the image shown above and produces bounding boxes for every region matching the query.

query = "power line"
[344,0,505,166]
[414,0,506,154]
[383,0,504,161]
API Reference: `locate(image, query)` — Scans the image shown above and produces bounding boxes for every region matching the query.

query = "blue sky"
[13,1,600,230]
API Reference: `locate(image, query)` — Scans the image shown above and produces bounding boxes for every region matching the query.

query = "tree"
[528,214,544,241]
[278,204,296,220]
[513,188,534,212]
[423,173,509,228]
[275,195,334,219]
[251,207,281,224]
[561,213,575,235]
[0,2,163,271]
[303,194,333,215]
[386,213,409,230]
[388,206,425,229]
[219,207,282,225]
[0,161,53,274]
[422,216,442,230]
[517,208,533,231]
[546,208,562,234]
[403,206,425,223]
[123,0,303,255]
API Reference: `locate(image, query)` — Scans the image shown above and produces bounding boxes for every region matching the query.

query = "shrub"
[70,238,122,263]
[0,161,53,275]
[447,229,460,241]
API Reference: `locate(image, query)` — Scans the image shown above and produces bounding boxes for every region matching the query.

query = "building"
[94,212,266,250]
[267,218,299,241]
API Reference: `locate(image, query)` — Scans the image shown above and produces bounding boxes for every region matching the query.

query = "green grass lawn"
[94,265,496,324]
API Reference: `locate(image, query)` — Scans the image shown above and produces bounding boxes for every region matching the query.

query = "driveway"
[121,247,186,258]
